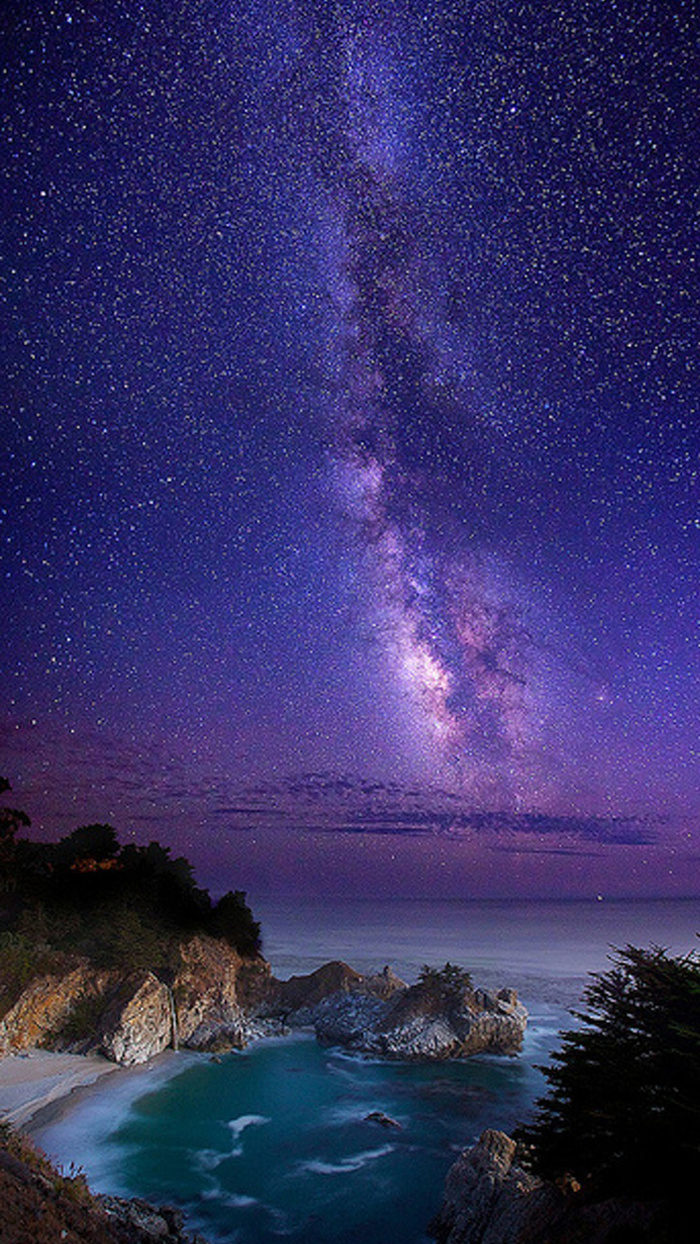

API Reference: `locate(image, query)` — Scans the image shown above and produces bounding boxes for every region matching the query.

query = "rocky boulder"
[98,1194,210,1243]
[98,972,174,1066]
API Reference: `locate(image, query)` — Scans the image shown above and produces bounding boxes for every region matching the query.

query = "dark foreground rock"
[99,1194,210,1243]
[429,1130,667,1244]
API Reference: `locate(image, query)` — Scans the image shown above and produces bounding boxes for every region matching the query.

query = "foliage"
[54,822,119,866]
[0,776,263,977]
[417,962,473,1003]
[50,990,108,1046]
[209,889,262,957]
[0,1123,120,1244]
[0,776,30,894]
[516,944,700,1212]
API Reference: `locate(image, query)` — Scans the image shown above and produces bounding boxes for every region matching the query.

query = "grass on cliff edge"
[0,1120,142,1244]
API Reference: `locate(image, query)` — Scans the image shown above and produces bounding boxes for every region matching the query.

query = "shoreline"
[0,1049,120,1130]
[0,1049,135,1133]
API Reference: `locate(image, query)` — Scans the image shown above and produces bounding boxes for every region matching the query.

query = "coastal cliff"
[0,805,525,1067]
[0,951,526,1066]
[0,1123,209,1243]
[0,935,276,1066]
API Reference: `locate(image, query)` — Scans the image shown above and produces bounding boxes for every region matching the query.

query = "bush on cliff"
[516,943,700,1214]
[0,779,262,985]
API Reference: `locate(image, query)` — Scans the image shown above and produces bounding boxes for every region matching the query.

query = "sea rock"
[429,1130,666,1244]
[260,960,375,1023]
[365,1110,402,1129]
[274,968,528,1060]
[98,1194,210,1243]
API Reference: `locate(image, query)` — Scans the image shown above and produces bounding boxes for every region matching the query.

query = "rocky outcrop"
[98,1194,210,1243]
[0,964,112,1057]
[0,949,525,1067]
[98,973,174,1066]
[0,936,276,1066]
[260,964,527,1059]
[172,934,278,1053]
[429,1130,666,1244]
[0,1121,211,1243]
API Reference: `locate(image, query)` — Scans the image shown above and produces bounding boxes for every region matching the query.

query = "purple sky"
[3,1,700,900]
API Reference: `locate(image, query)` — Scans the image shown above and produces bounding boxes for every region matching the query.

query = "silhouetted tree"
[516,944,700,1215]
[0,778,30,893]
[209,890,261,955]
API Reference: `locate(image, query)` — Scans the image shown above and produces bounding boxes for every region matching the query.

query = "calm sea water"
[35,898,700,1244]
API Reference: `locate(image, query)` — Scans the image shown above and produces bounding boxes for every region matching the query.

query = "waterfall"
[166,985,179,1051]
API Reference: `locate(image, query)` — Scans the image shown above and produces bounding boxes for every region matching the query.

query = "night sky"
[3,0,700,899]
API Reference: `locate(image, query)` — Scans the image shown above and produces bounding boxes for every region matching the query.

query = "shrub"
[417,962,473,1003]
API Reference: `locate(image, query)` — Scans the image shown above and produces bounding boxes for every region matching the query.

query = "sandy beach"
[0,1049,119,1130]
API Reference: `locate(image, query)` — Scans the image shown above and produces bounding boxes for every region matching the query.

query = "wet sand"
[0,1049,119,1130]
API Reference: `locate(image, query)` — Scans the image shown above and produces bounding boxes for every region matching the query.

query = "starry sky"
[2,0,700,899]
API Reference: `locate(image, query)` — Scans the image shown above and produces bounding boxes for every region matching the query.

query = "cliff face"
[0,936,275,1066]
[429,1130,666,1244]
[0,965,113,1058]
[173,934,275,1053]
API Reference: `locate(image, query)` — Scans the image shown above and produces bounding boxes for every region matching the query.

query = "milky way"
[2,0,700,896]
[306,14,554,801]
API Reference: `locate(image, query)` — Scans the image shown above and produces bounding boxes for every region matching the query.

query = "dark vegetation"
[417,962,474,1003]
[0,778,261,1014]
[516,943,700,1233]
[0,1120,118,1244]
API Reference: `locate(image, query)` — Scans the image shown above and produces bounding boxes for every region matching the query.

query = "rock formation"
[0,949,525,1066]
[0,964,111,1058]
[429,1130,666,1244]
[0,935,277,1066]
[260,962,527,1059]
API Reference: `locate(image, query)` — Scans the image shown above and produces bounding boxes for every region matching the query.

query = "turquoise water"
[101,1036,547,1243]
[40,1032,552,1244]
[34,897,700,1244]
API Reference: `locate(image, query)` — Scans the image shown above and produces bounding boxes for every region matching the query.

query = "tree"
[417,962,473,1004]
[516,944,700,1211]
[209,890,261,956]
[55,823,119,867]
[0,778,30,893]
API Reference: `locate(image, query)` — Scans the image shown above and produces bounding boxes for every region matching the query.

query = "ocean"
[34,897,700,1244]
